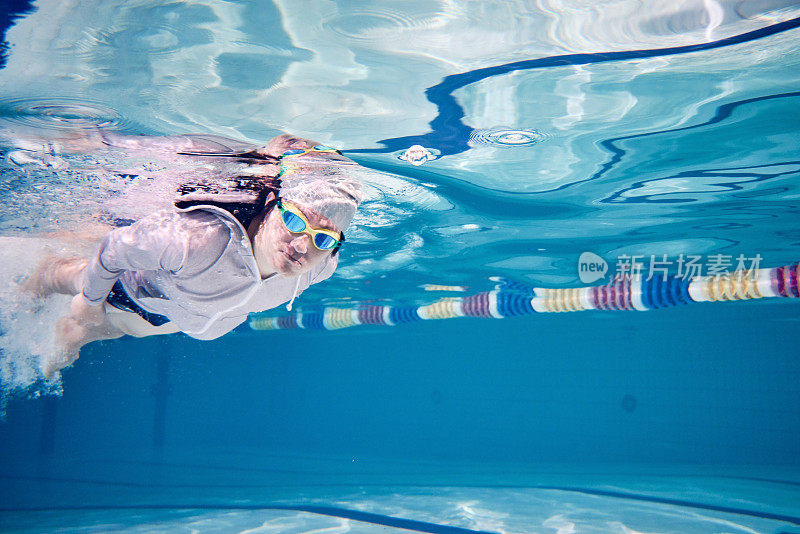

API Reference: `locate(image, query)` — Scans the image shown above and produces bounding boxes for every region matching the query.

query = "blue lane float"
[250,262,800,332]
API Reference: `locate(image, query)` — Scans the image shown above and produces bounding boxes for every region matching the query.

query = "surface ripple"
[0,98,126,131]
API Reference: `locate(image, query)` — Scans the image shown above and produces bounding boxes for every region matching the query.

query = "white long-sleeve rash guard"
[81,205,337,340]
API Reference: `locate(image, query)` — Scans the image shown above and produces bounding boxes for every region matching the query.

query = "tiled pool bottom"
[1,457,799,533]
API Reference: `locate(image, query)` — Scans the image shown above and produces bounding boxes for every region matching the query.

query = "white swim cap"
[280,167,362,231]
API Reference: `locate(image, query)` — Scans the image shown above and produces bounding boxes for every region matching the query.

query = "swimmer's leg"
[45,304,179,379]
[42,317,125,380]
[43,296,122,379]
[44,296,139,379]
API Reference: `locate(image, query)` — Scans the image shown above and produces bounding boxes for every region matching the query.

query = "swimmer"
[23,133,362,378]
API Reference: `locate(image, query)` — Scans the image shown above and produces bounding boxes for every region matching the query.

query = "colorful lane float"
[249,263,800,332]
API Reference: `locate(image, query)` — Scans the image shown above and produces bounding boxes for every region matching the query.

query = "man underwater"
[23,132,362,378]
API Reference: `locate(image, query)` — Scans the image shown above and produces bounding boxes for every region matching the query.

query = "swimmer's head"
[255,134,363,276]
[267,133,362,231]
[280,173,361,232]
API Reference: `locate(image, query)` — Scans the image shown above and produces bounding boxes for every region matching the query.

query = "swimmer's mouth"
[281,250,303,266]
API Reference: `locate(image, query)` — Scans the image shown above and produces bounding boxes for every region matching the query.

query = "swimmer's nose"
[290,234,310,254]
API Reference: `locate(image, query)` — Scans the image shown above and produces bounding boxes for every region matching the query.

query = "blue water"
[1,1,799,532]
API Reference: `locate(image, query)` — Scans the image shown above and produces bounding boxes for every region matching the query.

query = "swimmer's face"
[262,200,339,276]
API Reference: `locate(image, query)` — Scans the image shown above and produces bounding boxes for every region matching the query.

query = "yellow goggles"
[277,199,344,251]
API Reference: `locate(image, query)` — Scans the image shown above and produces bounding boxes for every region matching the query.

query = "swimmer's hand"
[44,294,122,379]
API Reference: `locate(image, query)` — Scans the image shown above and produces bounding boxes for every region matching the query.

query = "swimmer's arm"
[80,210,197,305]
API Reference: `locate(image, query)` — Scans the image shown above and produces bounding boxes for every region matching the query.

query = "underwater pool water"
[1,1,799,532]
